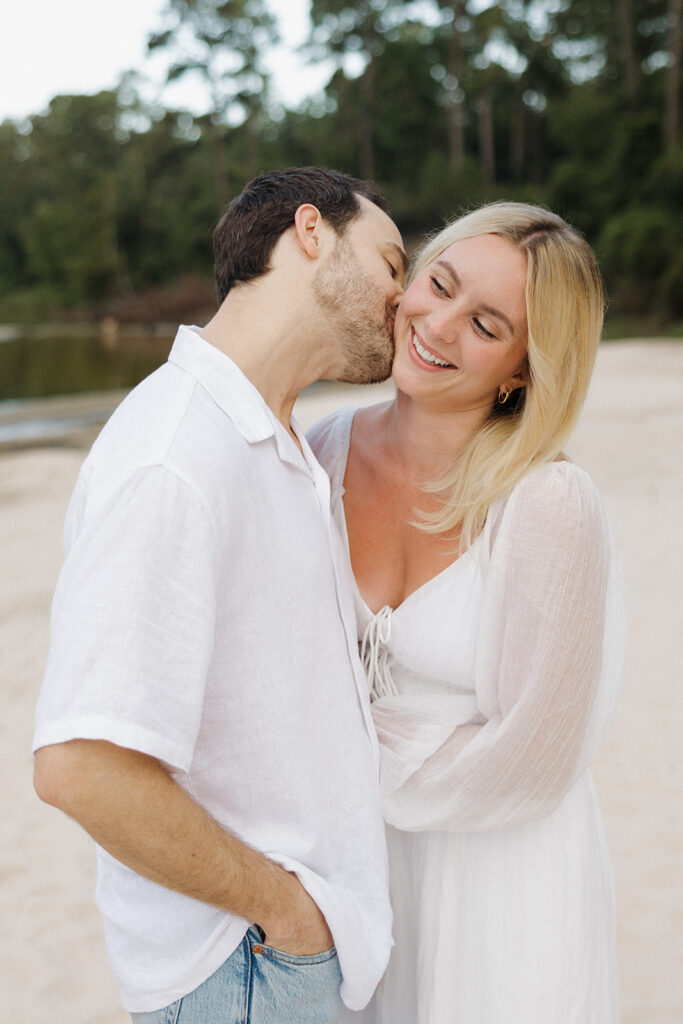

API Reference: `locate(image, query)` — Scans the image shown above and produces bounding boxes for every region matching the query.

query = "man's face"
[312,197,407,385]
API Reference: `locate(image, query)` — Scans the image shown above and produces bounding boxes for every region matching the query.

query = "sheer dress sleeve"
[372,461,626,833]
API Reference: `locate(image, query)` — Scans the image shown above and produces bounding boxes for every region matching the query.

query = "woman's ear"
[292,204,324,259]
[503,356,530,393]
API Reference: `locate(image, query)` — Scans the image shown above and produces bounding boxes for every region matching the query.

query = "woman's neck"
[379,391,492,483]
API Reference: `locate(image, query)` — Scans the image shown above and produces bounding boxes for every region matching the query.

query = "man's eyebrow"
[388,242,409,277]
[434,258,515,336]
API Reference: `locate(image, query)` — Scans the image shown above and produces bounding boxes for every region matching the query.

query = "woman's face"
[392,233,529,412]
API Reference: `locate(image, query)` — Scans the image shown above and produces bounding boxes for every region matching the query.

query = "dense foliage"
[0,0,681,323]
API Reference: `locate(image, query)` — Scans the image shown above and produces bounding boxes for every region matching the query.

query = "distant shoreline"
[0,335,679,452]
[0,390,128,451]
[0,379,348,452]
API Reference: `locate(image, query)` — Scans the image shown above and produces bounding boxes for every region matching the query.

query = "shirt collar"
[168,325,276,444]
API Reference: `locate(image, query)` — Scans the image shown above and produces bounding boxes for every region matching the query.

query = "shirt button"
[253,944,263,954]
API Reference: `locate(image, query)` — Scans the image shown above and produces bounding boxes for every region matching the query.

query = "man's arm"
[34,739,332,954]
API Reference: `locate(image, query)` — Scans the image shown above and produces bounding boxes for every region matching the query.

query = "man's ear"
[292,204,324,259]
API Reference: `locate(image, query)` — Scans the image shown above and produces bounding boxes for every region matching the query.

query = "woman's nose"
[427,306,457,344]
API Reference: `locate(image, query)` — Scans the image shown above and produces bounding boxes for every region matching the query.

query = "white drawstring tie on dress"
[360,605,398,701]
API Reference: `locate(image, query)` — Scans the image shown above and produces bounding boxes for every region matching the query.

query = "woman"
[309,202,625,1023]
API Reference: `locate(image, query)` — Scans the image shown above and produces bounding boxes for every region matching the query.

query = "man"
[33,167,408,1022]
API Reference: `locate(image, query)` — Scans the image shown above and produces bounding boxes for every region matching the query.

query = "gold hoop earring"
[498,387,511,405]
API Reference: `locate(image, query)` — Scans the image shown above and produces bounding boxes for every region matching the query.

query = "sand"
[1,340,681,1024]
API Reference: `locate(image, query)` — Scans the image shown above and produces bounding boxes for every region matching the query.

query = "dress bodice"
[352,538,485,701]
[319,406,484,699]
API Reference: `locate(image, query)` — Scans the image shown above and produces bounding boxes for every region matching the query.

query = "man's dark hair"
[213,167,389,303]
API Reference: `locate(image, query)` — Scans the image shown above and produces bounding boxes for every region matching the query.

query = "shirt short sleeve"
[34,464,218,772]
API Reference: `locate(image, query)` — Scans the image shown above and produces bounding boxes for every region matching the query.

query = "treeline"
[1,0,681,323]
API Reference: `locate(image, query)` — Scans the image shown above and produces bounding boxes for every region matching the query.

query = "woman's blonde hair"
[414,201,604,546]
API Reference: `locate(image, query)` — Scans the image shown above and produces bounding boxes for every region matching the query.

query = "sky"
[0,0,332,123]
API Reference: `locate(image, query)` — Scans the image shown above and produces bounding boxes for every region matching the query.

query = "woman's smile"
[409,327,457,371]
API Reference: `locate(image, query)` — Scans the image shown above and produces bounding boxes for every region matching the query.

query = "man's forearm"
[34,739,330,951]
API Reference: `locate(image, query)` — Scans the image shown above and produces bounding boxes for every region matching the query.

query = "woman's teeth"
[412,331,454,368]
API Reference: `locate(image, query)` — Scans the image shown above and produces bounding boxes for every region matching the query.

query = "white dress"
[308,408,625,1024]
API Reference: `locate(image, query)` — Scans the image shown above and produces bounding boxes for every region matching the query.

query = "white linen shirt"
[33,326,392,1013]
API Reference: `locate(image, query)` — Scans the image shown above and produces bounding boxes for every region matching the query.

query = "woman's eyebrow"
[480,303,514,336]
[434,259,515,335]
[434,259,461,288]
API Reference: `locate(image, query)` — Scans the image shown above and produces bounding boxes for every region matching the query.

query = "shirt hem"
[119,917,248,1013]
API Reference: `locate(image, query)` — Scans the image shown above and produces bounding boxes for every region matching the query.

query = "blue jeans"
[130,926,342,1024]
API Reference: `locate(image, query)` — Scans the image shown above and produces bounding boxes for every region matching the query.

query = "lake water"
[0,323,330,449]
[0,323,174,402]
[0,324,174,447]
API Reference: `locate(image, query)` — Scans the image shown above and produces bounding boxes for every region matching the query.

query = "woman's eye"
[430,276,448,296]
[474,317,496,339]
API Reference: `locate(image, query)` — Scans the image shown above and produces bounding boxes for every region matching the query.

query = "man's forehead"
[355,195,405,253]
[355,193,396,228]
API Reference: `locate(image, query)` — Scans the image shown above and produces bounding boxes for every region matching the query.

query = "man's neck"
[201,281,335,435]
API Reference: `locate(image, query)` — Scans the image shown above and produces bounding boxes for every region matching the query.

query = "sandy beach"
[1,339,681,1024]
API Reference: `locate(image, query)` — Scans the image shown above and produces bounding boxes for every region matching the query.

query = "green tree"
[0,0,680,325]
[432,0,469,171]
[597,202,683,316]
[537,0,670,100]
[494,3,569,183]
[17,92,126,305]
[664,0,681,149]
[115,108,217,289]
[0,122,33,293]
[308,0,421,179]
[432,1,504,181]
[148,0,277,203]
[431,1,566,185]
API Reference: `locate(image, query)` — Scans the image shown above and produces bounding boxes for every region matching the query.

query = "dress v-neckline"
[350,546,477,618]
[335,406,482,619]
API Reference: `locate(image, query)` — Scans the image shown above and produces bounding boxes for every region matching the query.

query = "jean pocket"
[254,943,338,967]
[130,1001,181,1024]
[250,938,342,1024]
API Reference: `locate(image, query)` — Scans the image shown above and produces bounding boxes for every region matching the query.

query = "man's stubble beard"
[312,235,396,385]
